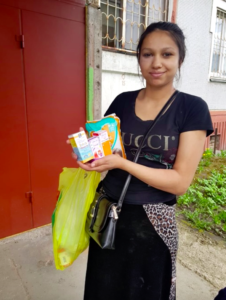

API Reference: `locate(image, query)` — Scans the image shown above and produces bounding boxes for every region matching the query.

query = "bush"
[177,149,226,238]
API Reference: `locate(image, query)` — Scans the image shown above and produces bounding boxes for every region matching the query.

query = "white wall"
[102,51,143,115]
[101,0,226,113]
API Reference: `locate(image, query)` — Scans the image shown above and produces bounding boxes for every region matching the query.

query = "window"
[211,8,226,81]
[101,0,169,51]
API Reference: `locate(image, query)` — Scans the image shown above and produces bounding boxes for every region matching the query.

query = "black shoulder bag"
[86,90,179,249]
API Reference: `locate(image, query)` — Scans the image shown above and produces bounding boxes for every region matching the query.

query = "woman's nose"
[152,55,162,68]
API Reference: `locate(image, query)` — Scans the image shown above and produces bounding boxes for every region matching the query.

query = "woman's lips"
[149,72,165,78]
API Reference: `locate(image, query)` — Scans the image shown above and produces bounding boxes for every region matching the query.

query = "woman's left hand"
[77,154,124,173]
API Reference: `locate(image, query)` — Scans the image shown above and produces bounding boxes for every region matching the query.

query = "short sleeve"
[104,98,118,117]
[179,97,213,137]
[104,93,125,119]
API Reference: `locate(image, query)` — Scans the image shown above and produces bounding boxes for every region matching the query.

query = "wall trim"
[102,46,136,56]
[86,5,102,120]
[210,110,226,116]
[171,0,178,22]
[102,69,141,77]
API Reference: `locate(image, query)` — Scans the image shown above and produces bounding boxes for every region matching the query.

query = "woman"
[72,22,213,300]
[214,287,226,300]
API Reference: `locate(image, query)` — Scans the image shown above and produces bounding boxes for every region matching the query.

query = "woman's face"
[139,30,180,88]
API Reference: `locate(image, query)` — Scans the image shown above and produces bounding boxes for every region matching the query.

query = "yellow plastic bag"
[52,167,100,270]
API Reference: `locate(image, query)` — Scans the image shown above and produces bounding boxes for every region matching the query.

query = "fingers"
[89,157,105,168]
[77,161,94,171]
[72,152,78,160]
[71,152,95,171]
[66,139,70,144]
[78,157,106,172]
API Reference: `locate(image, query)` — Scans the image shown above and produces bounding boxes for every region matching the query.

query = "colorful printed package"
[68,131,94,163]
[93,130,112,156]
[85,115,126,158]
[88,136,105,160]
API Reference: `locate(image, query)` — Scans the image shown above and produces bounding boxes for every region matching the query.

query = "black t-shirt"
[103,89,213,205]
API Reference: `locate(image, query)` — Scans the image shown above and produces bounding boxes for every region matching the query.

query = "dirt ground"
[177,219,226,290]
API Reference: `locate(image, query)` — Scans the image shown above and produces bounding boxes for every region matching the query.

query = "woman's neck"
[140,84,176,104]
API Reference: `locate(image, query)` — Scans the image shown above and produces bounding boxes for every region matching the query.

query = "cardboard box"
[68,131,94,163]
[88,136,105,160]
[93,130,112,156]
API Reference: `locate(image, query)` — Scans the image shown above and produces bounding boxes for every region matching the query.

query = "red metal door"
[0,5,32,238]
[22,10,86,227]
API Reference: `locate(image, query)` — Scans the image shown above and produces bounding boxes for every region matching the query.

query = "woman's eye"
[143,53,151,57]
[163,53,172,57]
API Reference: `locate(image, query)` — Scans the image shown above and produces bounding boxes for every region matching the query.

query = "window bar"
[222,16,226,76]
[107,0,109,46]
[138,0,141,47]
[164,0,168,21]
[145,0,148,28]
[216,14,220,75]
[217,10,226,78]
[213,16,219,75]
[213,18,219,75]
[138,0,141,48]
[115,0,117,47]
[214,29,219,75]
[159,0,161,21]
[122,0,127,48]
[131,0,134,50]
[222,17,226,78]
[219,14,224,77]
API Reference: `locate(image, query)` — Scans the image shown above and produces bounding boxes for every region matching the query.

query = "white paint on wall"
[102,51,144,115]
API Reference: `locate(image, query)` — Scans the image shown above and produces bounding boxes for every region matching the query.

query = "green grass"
[177,149,226,239]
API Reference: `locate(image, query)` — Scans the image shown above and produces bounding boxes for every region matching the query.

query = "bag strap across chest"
[116,90,180,212]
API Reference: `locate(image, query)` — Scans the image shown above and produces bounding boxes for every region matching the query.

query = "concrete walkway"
[0,225,218,300]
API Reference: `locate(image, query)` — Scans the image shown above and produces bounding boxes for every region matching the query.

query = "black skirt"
[84,203,178,300]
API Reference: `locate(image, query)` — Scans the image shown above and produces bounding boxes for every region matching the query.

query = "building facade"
[101,0,226,150]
